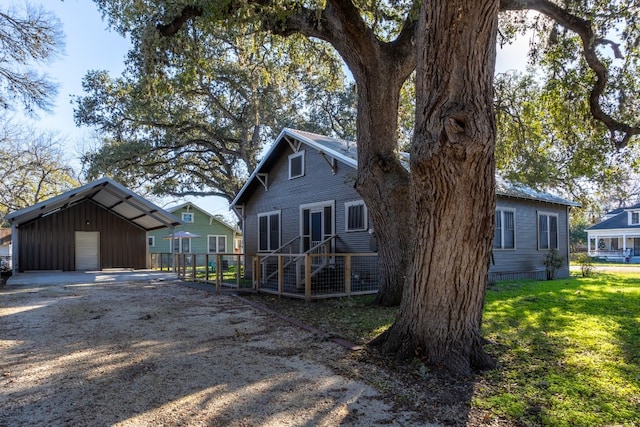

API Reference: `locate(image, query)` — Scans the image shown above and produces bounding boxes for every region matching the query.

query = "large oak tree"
[94,0,640,374]
[75,23,355,201]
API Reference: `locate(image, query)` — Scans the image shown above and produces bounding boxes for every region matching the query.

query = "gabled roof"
[586,213,632,230]
[231,128,579,208]
[587,203,640,231]
[166,202,236,231]
[6,177,182,231]
[231,128,357,207]
[603,202,640,216]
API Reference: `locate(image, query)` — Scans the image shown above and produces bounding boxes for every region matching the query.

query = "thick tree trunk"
[353,67,412,307]
[373,0,499,374]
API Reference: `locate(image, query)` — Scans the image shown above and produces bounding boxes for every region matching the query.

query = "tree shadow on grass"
[480,274,640,425]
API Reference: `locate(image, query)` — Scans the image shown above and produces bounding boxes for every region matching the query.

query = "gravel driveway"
[0,279,428,426]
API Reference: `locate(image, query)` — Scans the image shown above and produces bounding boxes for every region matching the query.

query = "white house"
[586,203,640,262]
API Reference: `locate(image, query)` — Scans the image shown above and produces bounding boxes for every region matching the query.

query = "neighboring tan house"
[231,128,579,290]
[586,203,640,262]
[147,202,241,268]
[5,178,182,273]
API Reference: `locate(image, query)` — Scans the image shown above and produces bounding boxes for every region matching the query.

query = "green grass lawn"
[250,272,640,426]
[478,272,640,426]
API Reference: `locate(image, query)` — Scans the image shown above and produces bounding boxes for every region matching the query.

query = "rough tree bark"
[348,45,414,308]
[372,0,500,374]
[354,70,411,307]
[268,2,417,307]
[156,1,416,306]
[152,0,639,373]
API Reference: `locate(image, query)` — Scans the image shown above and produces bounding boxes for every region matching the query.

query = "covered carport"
[6,178,182,274]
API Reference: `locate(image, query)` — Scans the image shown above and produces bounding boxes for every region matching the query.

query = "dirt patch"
[0,280,443,426]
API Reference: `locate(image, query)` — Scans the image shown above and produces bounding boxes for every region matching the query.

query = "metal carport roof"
[6,177,182,231]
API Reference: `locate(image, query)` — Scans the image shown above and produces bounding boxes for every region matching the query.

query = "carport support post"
[11,223,18,275]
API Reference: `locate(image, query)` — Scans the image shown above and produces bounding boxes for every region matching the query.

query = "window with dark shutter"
[345,201,367,232]
[258,212,280,251]
[288,151,305,179]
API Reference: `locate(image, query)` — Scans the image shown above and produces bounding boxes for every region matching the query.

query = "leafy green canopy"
[495,2,640,217]
[500,1,640,148]
[84,1,640,205]
[76,11,355,200]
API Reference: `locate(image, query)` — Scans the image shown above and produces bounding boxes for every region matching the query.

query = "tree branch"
[156,5,202,36]
[154,2,416,87]
[500,0,640,148]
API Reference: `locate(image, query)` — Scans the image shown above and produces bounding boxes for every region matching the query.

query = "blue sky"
[14,1,529,218]
[19,0,130,156]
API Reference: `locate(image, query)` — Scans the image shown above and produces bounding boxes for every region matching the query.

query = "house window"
[494,209,515,249]
[632,212,640,225]
[174,238,190,253]
[611,238,619,250]
[345,201,367,232]
[208,235,227,253]
[148,236,155,247]
[182,212,194,223]
[538,212,559,250]
[258,211,280,251]
[288,151,305,179]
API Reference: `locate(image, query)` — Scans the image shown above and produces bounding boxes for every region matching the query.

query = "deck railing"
[253,252,378,301]
[150,251,379,300]
[259,235,337,288]
[588,248,633,259]
[149,252,248,291]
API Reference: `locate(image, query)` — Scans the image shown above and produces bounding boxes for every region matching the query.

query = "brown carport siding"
[6,178,182,273]
[17,200,147,271]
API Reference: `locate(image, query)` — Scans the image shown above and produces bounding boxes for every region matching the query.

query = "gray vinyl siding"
[490,198,571,280]
[243,148,371,258]
[239,141,573,282]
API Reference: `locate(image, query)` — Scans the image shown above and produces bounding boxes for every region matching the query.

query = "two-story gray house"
[231,128,579,292]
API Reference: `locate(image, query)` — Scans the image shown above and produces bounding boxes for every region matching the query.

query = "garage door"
[75,231,100,270]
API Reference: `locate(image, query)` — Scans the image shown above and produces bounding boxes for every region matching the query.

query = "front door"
[301,203,334,261]
[75,231,100,271]
[634,238,640,256]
